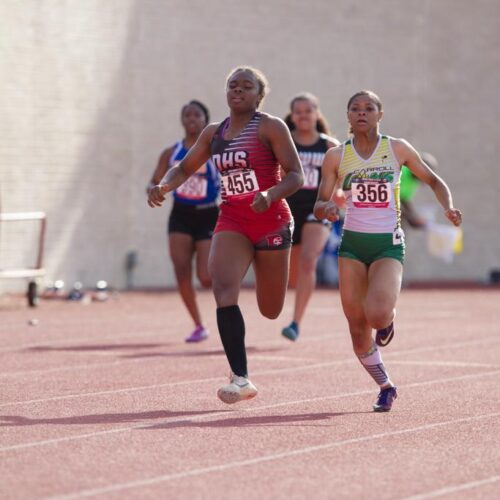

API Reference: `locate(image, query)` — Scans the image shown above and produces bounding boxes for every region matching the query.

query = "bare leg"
[194,239,212,288]
[287,245,300,289]
[169,233,201,326]
[338,257,371,355]
[209,231,254,378]
[253,247,291,319]
[208,232,254,307]
[339,257,396,397]
[365,258,403,330]
[292,222,330,325]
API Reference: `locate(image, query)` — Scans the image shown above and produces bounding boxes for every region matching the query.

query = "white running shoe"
[217,373,258,404]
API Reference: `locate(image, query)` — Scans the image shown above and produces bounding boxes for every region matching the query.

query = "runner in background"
[281,93,343,341]
[147,100,219,343]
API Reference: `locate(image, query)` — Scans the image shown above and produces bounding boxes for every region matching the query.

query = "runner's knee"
[299,252,319,275]
[258,304,282,319]
[365,306,393,330]
[197,270,211,288]
[174,264,192,283]
[257,297,285,319]
[211,280,239,307]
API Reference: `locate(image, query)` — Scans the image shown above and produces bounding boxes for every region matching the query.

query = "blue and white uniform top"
[167,141,220,206]
[339,135,402,233]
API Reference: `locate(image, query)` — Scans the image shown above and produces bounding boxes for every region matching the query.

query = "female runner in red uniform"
[148,67,304,404]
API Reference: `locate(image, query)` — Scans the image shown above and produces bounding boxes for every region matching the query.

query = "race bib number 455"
[221,169,259,198]
[351,180,391,208]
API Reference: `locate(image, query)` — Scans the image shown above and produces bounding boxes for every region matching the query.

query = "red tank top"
[210,112,291,222]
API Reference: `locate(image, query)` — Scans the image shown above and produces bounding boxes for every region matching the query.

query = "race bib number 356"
[351,180,391,208]
[221,169,259,198]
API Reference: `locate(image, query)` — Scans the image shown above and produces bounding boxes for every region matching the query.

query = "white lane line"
[0,320,340,355]
[390,360,500,368]
[1,335,499,407]
[383,336,500,358]
[47,412,500,499]
[0,335,339,380]
[1,333,498,381]
[1,369,499,454]
[403,475,500,499]
[0,346,229,379]
[0,359,141,379]
[2,335,499,405]
[0,332,337,373]
[250,355,318,362]
[0,359,355,408]
[0,329,173,354]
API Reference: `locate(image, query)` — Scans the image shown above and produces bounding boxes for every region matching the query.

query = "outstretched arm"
[146,146,174,195]
[148,124,217,208]
[391,139,462,226]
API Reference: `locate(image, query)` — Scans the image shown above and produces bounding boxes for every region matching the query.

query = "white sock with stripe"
[358,343,393,388]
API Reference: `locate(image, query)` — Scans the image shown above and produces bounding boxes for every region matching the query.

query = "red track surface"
[1,288,499,499]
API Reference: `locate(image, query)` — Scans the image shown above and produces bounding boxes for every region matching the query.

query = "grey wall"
[1,0,499,292]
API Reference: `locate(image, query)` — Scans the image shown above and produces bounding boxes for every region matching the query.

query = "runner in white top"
[314,90,462,412]
[340,133,402,236]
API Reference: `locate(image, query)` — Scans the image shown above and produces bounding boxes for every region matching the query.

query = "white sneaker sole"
[217,386,258,404]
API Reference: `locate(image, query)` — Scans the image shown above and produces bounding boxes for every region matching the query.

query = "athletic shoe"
[185,325,208,343]
[375,321,395,347]
[282,321,299,341]
[217,373,258,404]
[373,386,398,412]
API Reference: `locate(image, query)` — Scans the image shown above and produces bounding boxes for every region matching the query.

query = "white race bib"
[351,180,391,208]
[176,175,208,200]
[302,166,320,189]
[221,169,259,198]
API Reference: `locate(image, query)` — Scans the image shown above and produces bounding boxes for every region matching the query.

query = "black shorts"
[289,204,331,245]
[168,201,219,241]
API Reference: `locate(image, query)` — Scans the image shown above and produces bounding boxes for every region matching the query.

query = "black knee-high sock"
[216,305,247,377]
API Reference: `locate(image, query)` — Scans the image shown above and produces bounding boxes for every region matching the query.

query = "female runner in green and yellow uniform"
[314,90,462,411]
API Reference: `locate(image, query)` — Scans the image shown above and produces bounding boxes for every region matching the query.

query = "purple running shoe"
[185,326,208,343]
[373,386,398,412]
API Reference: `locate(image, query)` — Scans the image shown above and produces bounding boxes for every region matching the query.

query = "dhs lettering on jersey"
[212,151,249,171]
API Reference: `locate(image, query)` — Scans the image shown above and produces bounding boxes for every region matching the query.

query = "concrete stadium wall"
[1,0,499,293]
